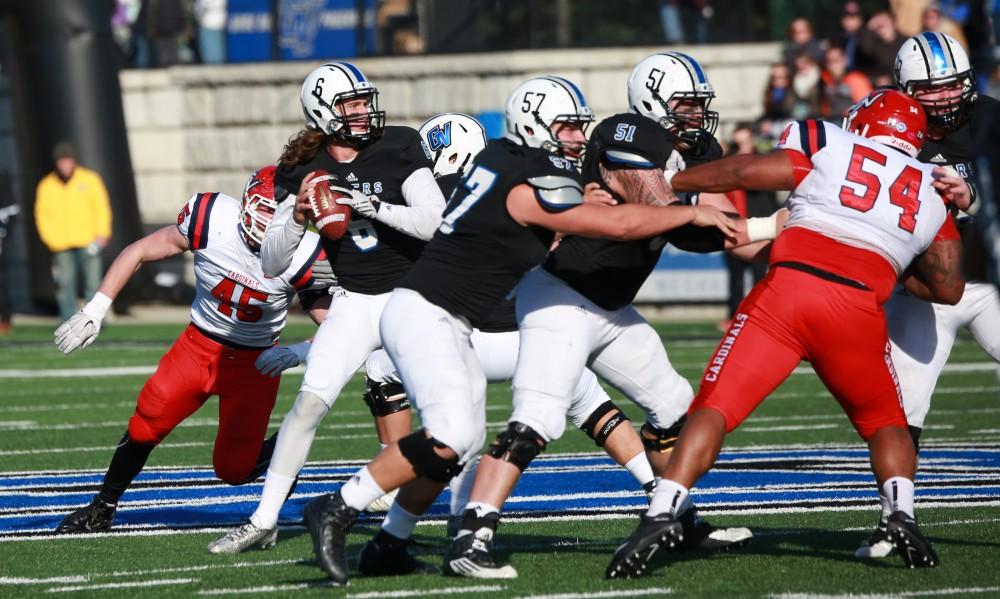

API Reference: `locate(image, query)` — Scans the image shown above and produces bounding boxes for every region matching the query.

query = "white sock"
[250,469,296,530]
[340,466,387,511]
[449,459,478,516]
[882,477,915,518]
[624,452,655,489]
[647,478,689,517]
[878,493,892,523]
[382,503,420,540]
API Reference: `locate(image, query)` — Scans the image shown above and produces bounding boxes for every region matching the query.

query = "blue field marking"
[2,446,999,538]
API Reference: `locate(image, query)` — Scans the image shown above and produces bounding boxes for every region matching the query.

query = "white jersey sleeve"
[281,230,334,296]
[176,192,226,251]
[777,119,951,273]
[260,197,307,277]
[372,166,446,241]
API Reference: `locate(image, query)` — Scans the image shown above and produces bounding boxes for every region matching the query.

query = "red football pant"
[128,324,281,483]
[693,266,907,440]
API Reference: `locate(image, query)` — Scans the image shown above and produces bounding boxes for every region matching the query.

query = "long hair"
[279,128,327,167]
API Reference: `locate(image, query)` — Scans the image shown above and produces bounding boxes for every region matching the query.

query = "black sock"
[99,432,155,505]
[460,508,500,535]
[241,432,279,484]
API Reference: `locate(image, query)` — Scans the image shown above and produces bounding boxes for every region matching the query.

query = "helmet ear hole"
[642,100,653,112]
[524,125,535,137]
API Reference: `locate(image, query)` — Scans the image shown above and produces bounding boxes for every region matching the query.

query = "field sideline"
[0,321,998,598]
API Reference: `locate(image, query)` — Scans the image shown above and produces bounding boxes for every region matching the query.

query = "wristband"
[82,292,113,320]
[746,214,779,242]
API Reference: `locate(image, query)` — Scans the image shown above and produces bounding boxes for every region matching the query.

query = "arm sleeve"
[261,197,307,277]
[373,167,446,241]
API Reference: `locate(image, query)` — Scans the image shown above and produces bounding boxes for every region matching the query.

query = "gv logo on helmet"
[426,121,453,151]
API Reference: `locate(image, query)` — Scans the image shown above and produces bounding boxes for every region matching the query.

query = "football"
[304,170,351,240]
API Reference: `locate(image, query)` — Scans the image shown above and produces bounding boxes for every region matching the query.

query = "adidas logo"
[928,153,948,163]
[346,172,358,182]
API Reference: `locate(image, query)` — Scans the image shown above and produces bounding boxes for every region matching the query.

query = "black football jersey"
[918,95,1000,280]
[543,113,724,310]
[402,138,581,328]
[274,126,432,295]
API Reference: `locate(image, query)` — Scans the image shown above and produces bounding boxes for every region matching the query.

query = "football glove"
[54,292,112,355]
[255,341,311,377]
[334,187,381,219]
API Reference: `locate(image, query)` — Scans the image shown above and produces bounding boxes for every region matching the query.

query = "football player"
[358,114,656,555]
[856,32,1000,559]
[605,89,965,578]
[208,62,448,554]
[52,166,333,534]
[300,75,740,584]
[445,52,765,579]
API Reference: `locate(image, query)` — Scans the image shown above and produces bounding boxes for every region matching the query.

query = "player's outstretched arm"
[671,150,798,194]
[367,167,447,241]
[507,183,740,242]
[54,226,189,355]
[261,197,308,277]
[903,238,965,305]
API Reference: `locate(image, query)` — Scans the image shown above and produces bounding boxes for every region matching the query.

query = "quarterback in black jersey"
[357,114,657,554]
[855,32,1000,560]
[209,62,447,556]
[299,76,738,584]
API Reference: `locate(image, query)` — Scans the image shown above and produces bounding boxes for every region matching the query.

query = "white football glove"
[54,292,112,355]
[334,186,381,220]
[255,340,311,377]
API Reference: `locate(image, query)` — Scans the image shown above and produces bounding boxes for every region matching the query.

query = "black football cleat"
[443,527,518,579]
[854,518,894,559]
[55,495,117,534]
[358,530,433,576]
[677,505,753,551]
[887,511,939,568]
[605,512,684,579]
[302,491,359,584]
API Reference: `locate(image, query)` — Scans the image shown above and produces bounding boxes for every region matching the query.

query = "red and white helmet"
[843,89,927,158]
[240,166,278,250]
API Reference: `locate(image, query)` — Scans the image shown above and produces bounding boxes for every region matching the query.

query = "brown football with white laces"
[304,170,352,240]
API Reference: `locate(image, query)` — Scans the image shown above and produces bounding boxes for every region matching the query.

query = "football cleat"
[605,512,684,579]
[365,487,399,513]
[887,511,939,568]
[642,480,656,502]
[207,521,277,554]
[677,505,752,551]
[358,530,433,576]
[854,518,894,559]
[55,495,117,534]
[444,526,517,579]
[302,491,359,584]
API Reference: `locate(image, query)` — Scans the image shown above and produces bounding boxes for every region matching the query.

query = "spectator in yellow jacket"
[35,141,112,320]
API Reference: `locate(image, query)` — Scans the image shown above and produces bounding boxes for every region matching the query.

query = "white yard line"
[771,587,1000,599]
[47,578,197,593]
[742,424,841,432]
[513,588,671,599]
[349,585,507,598]
[197,582,336,595]
[0,576,87,585]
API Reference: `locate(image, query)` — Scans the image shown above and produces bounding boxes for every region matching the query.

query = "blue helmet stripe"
[337,61,366,83]
[921,32,951,72]
[549,76,588,108]
[672,52,707,84]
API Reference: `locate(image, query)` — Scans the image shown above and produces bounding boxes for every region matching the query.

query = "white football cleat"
[207,521,277,554]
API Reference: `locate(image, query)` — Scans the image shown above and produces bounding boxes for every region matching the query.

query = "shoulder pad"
[527,175,583,212]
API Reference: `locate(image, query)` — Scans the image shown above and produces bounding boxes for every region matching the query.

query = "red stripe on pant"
[692,266,906,440]
[128,324,281,483]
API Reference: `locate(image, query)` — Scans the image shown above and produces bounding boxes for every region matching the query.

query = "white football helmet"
[419,113,488,177]
[894,32,977,133]
[504,76,594,157]
[627,52,718,149]
[300,62,386,143]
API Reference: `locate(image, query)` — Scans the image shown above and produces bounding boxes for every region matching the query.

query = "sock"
[339,466,386,511]
[646,478,689,517]
[878,493,892,524]
[457,503,500,539]
[624,452,655,489]
[99,433,156,505]
[449,459,478,516]
[675,493,694,517]
[382,502,420,540]
[882,477,915,518]
[250,469,297,530]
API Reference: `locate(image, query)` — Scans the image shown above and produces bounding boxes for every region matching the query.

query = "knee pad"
[397,430,463,483]
[908,425,922,454]
[579,401,631,447]
[362,376,410,417]
[641,416,685,453]
[487,422,546,471]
